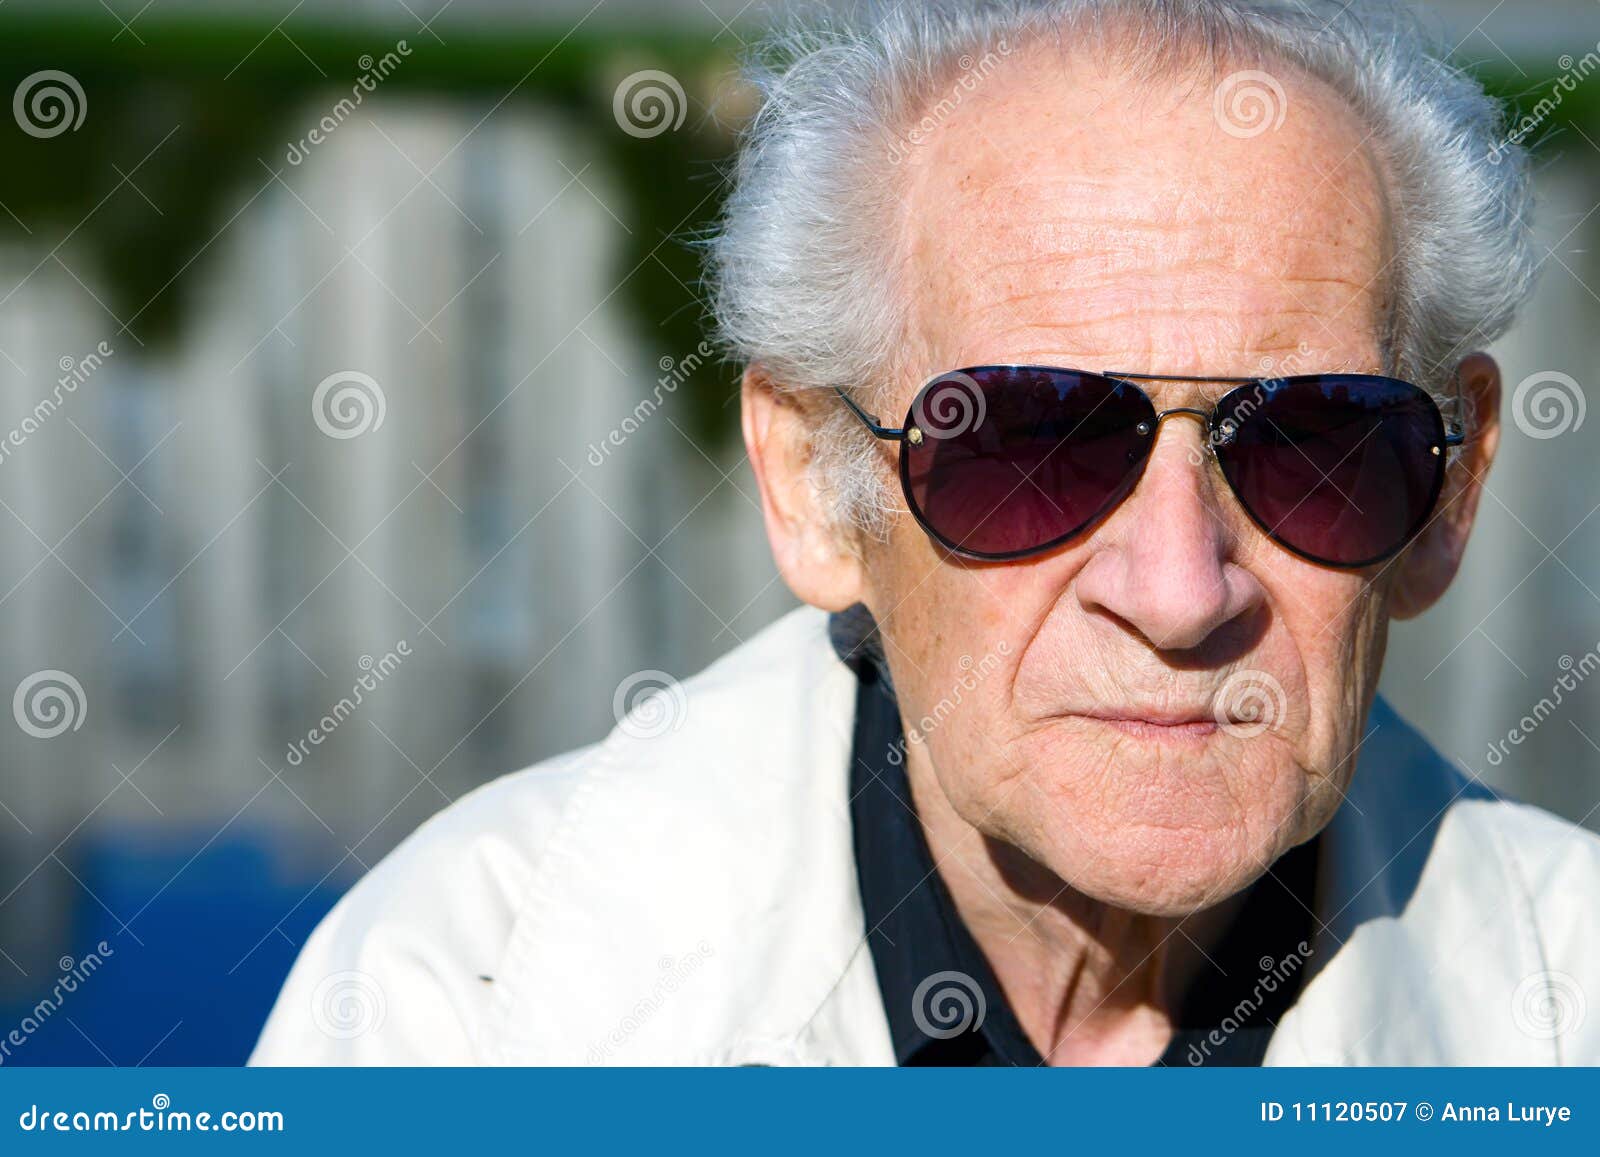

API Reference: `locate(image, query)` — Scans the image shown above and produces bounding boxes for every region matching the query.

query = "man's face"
[860,47,1403,915]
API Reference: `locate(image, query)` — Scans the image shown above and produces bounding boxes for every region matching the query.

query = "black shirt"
[838,612,1320,1067]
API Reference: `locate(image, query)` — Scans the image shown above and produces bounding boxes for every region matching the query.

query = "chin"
[983,734,1313,916]
[1050,831,1286,917]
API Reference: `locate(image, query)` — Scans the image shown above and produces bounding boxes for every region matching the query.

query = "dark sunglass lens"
[902,368,1155,558]
[1215,376,1447,567]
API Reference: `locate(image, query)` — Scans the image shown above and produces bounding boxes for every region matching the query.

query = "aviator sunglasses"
[836,367,1464,568]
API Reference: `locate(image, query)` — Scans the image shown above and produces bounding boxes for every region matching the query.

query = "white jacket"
[252,606,1600,1065]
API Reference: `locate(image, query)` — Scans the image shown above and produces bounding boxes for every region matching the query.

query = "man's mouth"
[1074,710,1221,742]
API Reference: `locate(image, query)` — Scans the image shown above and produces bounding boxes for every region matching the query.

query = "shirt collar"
[848,668,1045,1065]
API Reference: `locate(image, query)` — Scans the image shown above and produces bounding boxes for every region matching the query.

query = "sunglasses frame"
[836,367,1467,568]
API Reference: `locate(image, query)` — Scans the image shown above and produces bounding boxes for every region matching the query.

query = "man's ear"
[1390,351,1501,620]
[742,367,868,612]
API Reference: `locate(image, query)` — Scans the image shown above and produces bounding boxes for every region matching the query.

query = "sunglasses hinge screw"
[906,427,924,445]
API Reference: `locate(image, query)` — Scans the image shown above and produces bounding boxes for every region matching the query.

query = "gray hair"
[709,0,1538,535]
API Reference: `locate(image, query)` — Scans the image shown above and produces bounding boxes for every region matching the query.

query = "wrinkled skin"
[743,41,1500,1063]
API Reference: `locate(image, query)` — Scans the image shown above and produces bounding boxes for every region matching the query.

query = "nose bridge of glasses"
[1135,406,1215,440]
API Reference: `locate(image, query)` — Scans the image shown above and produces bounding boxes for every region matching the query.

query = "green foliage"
[0,11,740,443]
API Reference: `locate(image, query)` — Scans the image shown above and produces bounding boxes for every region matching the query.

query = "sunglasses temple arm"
[834,387,905,441]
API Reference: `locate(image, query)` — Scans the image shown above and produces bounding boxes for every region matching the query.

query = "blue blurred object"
[0,832,346,1066]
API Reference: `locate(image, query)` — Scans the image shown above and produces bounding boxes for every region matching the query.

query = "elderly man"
[253,0,1600,1066]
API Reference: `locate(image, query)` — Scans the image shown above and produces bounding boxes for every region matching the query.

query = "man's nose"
[1072,418,1267,652]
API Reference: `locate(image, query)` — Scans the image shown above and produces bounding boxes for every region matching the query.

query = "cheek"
[872,575,1038,810]
[1260,562,1392,775]
[870,532,1033,688]
[880,602,1025,764]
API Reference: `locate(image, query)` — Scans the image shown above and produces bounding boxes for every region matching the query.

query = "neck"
[904,748,1233,1066]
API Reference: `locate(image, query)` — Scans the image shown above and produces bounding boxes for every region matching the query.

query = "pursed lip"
[1070,708,1220,741]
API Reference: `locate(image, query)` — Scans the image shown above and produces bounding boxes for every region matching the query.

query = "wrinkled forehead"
[895,41,1394,382]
